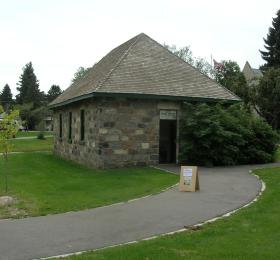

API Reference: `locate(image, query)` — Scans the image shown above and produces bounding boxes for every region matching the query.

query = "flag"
[213,59,224,70]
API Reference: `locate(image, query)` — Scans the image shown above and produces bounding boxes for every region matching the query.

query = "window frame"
[68,112,72,142]
[80,109,85,141]
[59,113,63,139]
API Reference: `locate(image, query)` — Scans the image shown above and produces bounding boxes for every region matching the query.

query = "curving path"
[0,163,279,260]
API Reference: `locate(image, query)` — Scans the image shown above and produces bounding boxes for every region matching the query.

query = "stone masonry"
[53,97,180,168]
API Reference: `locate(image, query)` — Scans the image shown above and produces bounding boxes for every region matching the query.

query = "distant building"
[242,61,263,85]
[44,116,53,131]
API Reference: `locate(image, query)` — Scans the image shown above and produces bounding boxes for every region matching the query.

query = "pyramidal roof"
[50,33,239,107]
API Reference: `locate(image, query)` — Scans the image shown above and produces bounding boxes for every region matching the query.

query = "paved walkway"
[0,163,279,260]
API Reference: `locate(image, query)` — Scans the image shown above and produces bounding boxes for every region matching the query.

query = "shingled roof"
[50,33,239,107]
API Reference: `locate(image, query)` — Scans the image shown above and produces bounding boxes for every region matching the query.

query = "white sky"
[0,0,279,96]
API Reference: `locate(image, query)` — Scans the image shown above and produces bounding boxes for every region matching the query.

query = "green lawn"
[0,137,53,153]
[16,131,53,138]
[274,146,280,162]
[66,167,280,260]
[0,152,177,218]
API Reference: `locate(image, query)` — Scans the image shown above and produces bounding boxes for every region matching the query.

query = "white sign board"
[179,166,199,192]
[183,168,193,177]
[183,168,193,186]
[160,110,177,120]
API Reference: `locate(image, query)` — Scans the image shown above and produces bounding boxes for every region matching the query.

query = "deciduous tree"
[214,60,249,103]
[71,66,91,84]
[0,106,19,193]
[163,44,214,78]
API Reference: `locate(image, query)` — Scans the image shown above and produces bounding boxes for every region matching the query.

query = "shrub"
[179,103,279,166]
[37,131,45,140]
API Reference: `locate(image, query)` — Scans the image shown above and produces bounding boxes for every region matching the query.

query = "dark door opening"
[159,119,177,163]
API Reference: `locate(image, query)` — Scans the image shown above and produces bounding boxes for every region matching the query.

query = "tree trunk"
[4,152,8,193]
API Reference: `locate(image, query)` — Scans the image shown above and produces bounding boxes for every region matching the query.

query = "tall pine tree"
[16,62,43,107]
[0,84,13,112]
[47,85,62,102]
[260,9,280,69]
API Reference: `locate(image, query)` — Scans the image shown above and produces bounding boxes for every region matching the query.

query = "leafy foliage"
[163,44,214,77]
[15,103,50,130]
[71,66,91,84]
[37,131,45,140]
[164,45,248,103]
[250,67,280,129]
[179,103,279,166]
[260,9,280,69]
[0,106,19,192]
[214,60,249,103]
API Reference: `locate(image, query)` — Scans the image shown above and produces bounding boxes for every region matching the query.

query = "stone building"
[242,61,263,85]
[50,33,239,168]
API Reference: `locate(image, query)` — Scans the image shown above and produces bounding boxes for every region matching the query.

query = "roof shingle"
[50,33,239,107]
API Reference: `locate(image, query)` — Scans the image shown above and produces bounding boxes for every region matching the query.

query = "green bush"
[179,103,279,166]
[37,131,45,140]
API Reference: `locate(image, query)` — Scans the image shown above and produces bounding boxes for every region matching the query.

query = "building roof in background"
[251,68,263,77]
[50,33,240,108]
[242,61,263,82]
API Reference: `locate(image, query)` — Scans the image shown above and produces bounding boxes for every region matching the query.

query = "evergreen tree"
[260,9,280,69]
[47,85,62,102]
[16,62,43,107]
[250,68,280,129]
[0,84,13,111]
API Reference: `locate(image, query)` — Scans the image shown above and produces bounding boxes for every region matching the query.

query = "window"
[59,114,62,139]
[80,109,85,141]
[68,112,72,141]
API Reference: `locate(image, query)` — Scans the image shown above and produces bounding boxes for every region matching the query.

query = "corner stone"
[135,129,144,135]
[141,143,150,149]
[114,149,128,155]
[105,135,119,142]
[99,128,108,134]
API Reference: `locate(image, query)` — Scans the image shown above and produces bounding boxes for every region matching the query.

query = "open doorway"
[159,110,177,163]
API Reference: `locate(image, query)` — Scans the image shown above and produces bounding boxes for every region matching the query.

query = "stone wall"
[53,97,180,168]
[53,98,101,168]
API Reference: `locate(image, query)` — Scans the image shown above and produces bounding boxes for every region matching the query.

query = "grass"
[66,167,280,260]
[274,146,280,162]
[0,152,177,218]
[16,131,53,138]
[0,137,53,153]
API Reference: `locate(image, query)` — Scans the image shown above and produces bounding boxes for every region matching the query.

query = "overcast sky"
[0,0,279,96]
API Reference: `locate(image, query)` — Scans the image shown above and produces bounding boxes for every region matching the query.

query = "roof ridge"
[49,33,240,108]
[93,34,142,92]
[142,34,240,100]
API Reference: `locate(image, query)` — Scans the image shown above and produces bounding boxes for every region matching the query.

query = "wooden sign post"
[179,166,199,192]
